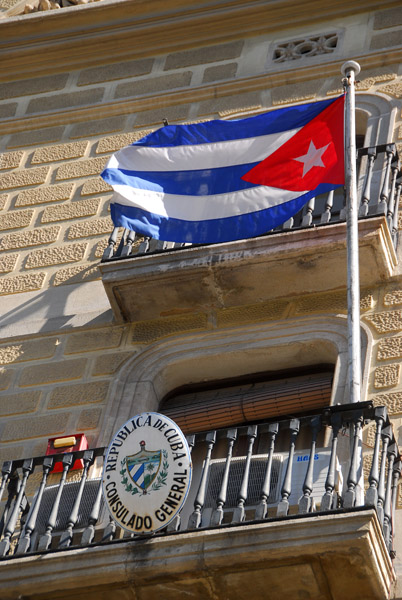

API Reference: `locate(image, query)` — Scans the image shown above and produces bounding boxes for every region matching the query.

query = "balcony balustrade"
[0,401,399,599]
[0,401,399,559]
[101,143,401,262]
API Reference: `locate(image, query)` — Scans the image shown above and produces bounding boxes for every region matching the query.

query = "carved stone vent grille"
[273,34,338,63]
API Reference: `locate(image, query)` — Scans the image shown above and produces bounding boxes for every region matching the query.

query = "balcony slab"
[0,509,394,600]
[100,217,397,323]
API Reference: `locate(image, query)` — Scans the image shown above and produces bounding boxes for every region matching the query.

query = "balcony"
[0,401,400,599]
[99,143,400,323]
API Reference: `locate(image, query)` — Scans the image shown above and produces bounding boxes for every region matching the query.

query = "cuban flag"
[102,95,344,244]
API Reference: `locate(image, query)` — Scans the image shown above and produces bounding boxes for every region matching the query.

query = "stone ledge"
[100,217,396,323]
[0,510,393,600]
[0,0,399,82]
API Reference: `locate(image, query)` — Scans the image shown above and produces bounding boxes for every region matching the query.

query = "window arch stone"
[98,315,372,446]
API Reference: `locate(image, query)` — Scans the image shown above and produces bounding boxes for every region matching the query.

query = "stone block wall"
[0,326,130,462]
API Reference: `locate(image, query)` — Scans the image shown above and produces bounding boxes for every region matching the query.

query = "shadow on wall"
[0,279,112,338]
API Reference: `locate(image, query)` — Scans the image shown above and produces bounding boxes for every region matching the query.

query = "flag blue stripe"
[134,97,339,147]
[110,183,341,244]
[103,163,260,196]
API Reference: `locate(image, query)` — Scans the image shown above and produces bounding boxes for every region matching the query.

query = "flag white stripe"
[111,184,307,221]
[108,128,300,173]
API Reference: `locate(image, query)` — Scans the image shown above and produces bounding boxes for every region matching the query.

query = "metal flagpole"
[341,60,361,405]
[341,60,364,508]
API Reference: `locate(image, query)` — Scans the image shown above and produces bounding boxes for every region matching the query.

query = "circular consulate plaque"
[102,412,192,534]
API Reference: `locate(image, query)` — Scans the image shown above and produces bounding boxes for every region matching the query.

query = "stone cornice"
[0,47,401,137]
[0,510,393,600]
[0,0,400,81]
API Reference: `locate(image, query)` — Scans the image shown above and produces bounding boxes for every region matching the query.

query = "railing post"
[255,423,279,520]
[299,416,321,514]
[188,431,216,529]
[138,237,150,254]
[387,159,399,232]
[232,425,258,523]
[302,197,315,226]
[0,458,33,557]
[101,517,117,543]
[320,190,334,224]
[377,144,395,215]
[391,459,402,557]
[81,481,103,546]
[383,443,397,551]
[102,226,119,260]
[37,453,73,551]
[121,230,136,257]
[210,429,237,526]
[0,461,12,504]
[343,411,364,508]
[392,179,401,245]
[321,413,342,511]
[0,468,19,539]
[277,419,300,517]
[366,407,387,507]
[16,457,54,555]
[377,425,392,526]
[359,148,376,217]
[59,451,94,549]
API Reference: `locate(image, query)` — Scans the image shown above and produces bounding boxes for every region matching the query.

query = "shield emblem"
[126,441,162,493]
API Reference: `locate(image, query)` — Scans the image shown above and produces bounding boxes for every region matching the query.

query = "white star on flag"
[294,140,330,177]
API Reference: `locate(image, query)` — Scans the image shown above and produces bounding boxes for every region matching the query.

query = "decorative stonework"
[53,264,100,286]
[272,34,338,63]
[374,364,400,389]
[67,217,113,239]
[0,272,45,295]
[372,392,402,415]
[0,151,24,171]
[218,105,262,117]
[217,299,288,327]
[377,82,402,98]
[15,183,74,207]
[384,290,402,306]
[377,337,402,361]
[327,72,397,96]
[364,310,402,334]
[81,178,112,196]
[294,290,373,315]
[25,242,87,269]
[32,141,89,164]
[0,254,18,274]
[96,131,152,154]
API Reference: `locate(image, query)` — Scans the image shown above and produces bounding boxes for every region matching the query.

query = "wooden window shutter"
[161,372,333,433]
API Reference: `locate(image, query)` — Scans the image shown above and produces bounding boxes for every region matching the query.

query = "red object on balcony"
[45,434,88,472]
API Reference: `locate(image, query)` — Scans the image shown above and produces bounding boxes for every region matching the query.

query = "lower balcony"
[0,401,399,599]
[0,509,392,600]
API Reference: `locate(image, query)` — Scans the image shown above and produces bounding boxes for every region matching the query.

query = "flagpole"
[341,60,361,405]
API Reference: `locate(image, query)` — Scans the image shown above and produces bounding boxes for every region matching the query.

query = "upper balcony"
[0,400,400,599]
[99,143,401,324]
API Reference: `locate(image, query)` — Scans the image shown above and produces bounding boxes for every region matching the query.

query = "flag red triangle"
[242,95,345,192]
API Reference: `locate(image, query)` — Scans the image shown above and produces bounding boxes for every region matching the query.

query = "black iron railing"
[101,143,401,262]
[0,402,400,559]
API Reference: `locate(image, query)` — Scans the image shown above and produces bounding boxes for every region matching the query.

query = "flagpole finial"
[341,61,361,77]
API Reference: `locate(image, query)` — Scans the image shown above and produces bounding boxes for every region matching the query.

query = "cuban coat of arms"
[120,440,168,495]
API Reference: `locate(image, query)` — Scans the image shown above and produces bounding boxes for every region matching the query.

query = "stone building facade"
[0,1,402,598]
